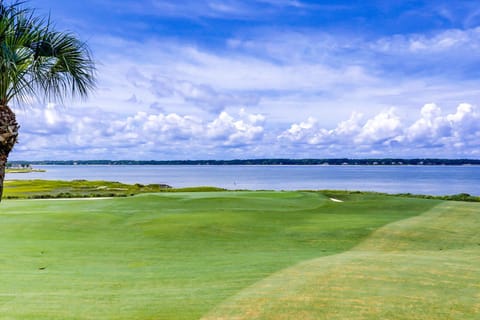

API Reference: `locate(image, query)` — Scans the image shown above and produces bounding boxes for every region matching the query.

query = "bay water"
[6,165,480,196]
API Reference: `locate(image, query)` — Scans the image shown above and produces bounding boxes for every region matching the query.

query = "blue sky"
[10,0,480,160]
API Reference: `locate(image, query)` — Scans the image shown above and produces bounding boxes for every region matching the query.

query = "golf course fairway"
[0,191,478,319]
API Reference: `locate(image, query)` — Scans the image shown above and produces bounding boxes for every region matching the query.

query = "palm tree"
[0,1,95,201]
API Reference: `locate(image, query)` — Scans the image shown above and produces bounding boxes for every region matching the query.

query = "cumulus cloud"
[11,101,480,159]
[207,109,264,146]
[398,103,480,151]
[13,105,265,159]
[279,103,480,156]
[355,108,402,145]
[403,103,451,146]
[279,109,403,147]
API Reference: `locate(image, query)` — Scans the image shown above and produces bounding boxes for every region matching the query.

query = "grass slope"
[203,201,480,319]
[0,192,438,319]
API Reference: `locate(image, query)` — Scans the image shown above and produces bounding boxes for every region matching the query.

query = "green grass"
[0,191,434,319]
[0,190,476,319]
[204,201,480,320]
[3,179,172,199]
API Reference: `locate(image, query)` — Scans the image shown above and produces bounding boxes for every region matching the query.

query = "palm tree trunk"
[0,105,19,201]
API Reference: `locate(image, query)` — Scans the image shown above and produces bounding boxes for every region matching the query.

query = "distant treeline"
[8,158,480,166]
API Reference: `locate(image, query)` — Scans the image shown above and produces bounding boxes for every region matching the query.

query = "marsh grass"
[3,179,171,199]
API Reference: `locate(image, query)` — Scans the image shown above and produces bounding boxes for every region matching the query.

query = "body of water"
[6,165,480,196]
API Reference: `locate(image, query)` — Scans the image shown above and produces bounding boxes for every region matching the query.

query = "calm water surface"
[6,165,480,196]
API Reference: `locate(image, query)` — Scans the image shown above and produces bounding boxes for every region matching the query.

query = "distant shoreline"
[7,158,480,166]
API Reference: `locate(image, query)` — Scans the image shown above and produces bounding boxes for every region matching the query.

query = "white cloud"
[279,103,480,156]
[403,103,450,145]
[278,117,319,143]
[402,103,480,149]
[206,109,264,146]
[11,100,480,160]
[13,104,265,160]
[279,109,403,146]
[355,108,402,145]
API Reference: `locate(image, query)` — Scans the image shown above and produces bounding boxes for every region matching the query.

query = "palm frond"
[0,1,96,105]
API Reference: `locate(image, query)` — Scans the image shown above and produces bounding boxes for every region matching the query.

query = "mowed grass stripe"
[357,202,480,252]
[203,202,480,320]
[0,192,438,319]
